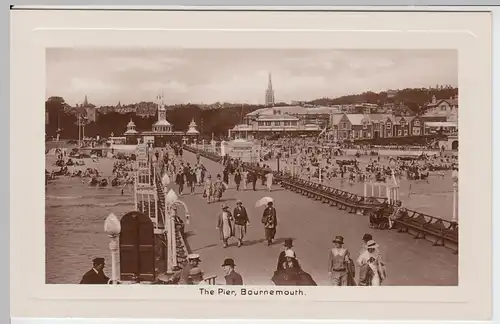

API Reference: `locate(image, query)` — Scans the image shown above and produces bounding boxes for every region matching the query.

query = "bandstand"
[185,118,200,144]
[124,118,139,144]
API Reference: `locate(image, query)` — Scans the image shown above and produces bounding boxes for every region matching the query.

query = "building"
[421,94,458,135]
[132,98,200,146]
[229,113,322,138]
[265,72,275,107]
[423,95,458,121]
[63,95,97,123]
[186,119,200,136]
[82,95,97,122]
[330,113,428,140]
[230,105,342,138]
[123,118,140,144]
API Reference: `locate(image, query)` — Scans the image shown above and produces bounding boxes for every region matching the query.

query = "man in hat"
[362,233,373,245]
[276,238,298,271]
[261,201,277,246]
[79,257,113,284]
[222,258,243,285]
[216,204,235,248]
[169,253,202,285]
[327,236,351,286]
[188,267,204,285]
[233,200,250,247]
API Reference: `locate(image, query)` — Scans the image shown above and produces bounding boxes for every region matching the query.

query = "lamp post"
[104,213,121,285]
[161,175,190,273]
[451,169,459,223]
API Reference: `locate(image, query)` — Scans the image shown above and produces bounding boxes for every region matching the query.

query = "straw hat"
[332,236,344,244]
[366,240,379,249]
[284,249,296,258]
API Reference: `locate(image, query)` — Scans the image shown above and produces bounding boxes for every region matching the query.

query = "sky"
[46,49,458,107]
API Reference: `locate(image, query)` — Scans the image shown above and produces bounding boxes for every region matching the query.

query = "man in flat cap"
[233,200,250,247]
[222,258,243,285]
[79,257,113,284]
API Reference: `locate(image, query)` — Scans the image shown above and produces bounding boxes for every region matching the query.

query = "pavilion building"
[125,98,201,147]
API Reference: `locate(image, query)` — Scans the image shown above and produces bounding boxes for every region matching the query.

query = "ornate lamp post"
[104,213,121,285]
[451,169,459,223]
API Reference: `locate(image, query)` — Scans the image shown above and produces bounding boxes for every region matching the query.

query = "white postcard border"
[10,9,491,320]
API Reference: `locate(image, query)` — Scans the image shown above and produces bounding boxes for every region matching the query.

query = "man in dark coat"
[250,171,257,191]
[175,170,185,195]
[261,201,277,246]
[79,257,113,284]
[233,200,250,247]
[222,258,243,285]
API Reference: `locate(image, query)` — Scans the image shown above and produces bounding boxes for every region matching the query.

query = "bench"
[395,210,458,252]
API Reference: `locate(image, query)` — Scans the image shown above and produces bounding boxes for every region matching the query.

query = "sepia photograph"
[45,48,460,287]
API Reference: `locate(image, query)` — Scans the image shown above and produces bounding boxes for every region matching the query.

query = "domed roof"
[127,119,136,127]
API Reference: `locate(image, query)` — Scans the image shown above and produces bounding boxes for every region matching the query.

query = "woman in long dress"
[216,204,235,248]
[357,240,386,286]
[265,171,273,192]
[213,174,226,202]
[203,174,213,204]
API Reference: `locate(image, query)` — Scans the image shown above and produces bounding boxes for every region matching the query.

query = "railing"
[151,161,190,269]
[203,275,217,285]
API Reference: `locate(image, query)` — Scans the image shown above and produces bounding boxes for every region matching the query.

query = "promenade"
[176,150,458,286]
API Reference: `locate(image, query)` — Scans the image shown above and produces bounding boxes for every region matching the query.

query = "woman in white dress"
[357,240,386,286]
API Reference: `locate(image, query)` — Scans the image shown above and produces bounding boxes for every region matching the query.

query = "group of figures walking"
[215,200,277,248]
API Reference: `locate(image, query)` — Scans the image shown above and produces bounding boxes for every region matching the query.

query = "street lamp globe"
[165,189,178,204]
[104,213,121,236]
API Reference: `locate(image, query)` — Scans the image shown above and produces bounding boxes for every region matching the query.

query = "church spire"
[83,95,88,106]
[265,72,275,107]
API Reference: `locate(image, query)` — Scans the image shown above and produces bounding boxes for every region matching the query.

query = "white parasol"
[255,196,274,208]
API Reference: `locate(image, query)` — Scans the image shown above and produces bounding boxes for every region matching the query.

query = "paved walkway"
[173,150,458,286]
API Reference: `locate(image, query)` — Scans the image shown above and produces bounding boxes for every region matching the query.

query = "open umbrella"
[255,196,274,208]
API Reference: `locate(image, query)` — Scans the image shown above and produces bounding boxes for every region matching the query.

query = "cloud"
[46,49,457,106]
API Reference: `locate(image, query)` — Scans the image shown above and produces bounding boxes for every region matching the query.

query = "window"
[363,131,367,138]
[342,131,347,138]
[258,121,264,126]
[284,121,290,126]
[414,120,420,126]
[413,127,421,135]
[265,121,271,126]
[386,123,392,129]
[404,129,408,136]
[274,121,280,126]
[441,105,447,111]
[387,131,392,137]
[397,130,402,136]
[291,121,298,126]
[341,122,347,129]
[363,122,367,129]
